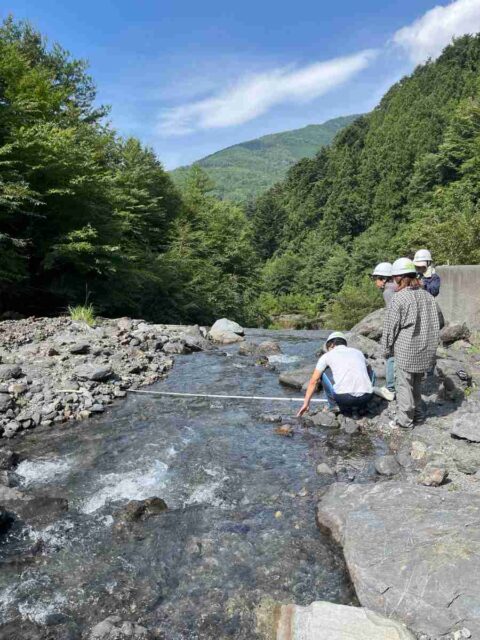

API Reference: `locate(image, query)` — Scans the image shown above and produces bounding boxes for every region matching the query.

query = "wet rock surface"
[317,482,480,638]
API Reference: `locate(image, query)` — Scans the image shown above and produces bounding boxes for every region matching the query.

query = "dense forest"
[171,115,358,202]
[1,17,480,329]
[249,33,480,328]
[0,18,258,325]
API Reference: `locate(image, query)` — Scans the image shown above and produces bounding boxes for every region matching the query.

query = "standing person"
[297,332,374,417]
[413,249,441,297]
[372,262,396,306]
[382,258,440,429]
[372,262,396,401]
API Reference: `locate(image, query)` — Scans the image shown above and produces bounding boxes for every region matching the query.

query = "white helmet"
[372,262,392,278]
[391,257,417,276]
[324,331,348,352]
[413,249,432,266]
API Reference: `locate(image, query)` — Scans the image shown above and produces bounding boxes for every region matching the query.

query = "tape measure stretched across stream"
[126,389,328,403]
[55,388,328,403]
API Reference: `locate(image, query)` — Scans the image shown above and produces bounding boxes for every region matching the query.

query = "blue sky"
[2,0,480,168]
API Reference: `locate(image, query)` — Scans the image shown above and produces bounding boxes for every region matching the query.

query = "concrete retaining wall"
[436,265,480,329]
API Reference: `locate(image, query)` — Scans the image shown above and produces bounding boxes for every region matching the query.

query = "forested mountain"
[250,34,480,328]
[0,18,258,324]
[171,116,358,201]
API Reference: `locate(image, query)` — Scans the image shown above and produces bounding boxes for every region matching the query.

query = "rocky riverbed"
[1,312,480,639]
[0,315,215,439]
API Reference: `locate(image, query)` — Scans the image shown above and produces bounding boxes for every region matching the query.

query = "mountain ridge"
[171,115,360,201]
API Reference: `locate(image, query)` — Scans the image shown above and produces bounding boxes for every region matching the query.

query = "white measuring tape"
[56,388,327,403]
[127,389,328,403]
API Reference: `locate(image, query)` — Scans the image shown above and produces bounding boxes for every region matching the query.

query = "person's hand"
[296,402,309,417]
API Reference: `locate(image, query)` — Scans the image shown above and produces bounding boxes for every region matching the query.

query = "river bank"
[0,315,214,439]
[1,315,480,639]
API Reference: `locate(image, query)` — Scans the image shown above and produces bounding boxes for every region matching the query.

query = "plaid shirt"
[381,286,440,373]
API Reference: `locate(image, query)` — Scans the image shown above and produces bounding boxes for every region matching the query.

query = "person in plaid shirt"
[381,257,440,428]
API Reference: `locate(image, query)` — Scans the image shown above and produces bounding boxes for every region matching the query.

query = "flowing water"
[0,329,383,638]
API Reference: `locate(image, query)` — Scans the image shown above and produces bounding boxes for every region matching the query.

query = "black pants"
[322,367,373,412]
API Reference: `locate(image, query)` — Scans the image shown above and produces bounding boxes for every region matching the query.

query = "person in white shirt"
[297,332,374,416]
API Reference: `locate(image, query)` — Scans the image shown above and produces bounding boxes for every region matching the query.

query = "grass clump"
[68,304,96,326]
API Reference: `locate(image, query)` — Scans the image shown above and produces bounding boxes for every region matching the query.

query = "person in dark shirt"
[413,249,441,297]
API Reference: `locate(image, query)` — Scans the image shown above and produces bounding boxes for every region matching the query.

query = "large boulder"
[436,358,472,401]
[350,308,386,342]
[239,341,282,357]
[276,601,414,640]
[451,414,480,442]
[347,333,383,360]
[279,365,315,390]
[317,482,480,638]
[208,318,245,344]
[440,322,471,345]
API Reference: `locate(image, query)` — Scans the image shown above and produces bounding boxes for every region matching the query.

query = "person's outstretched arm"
[296,369,321,417]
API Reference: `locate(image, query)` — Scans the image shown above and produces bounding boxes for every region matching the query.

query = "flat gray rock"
[451,414,480,442]
[317,482,480,637]
[0,364,22,381]
[74,364,112,381]
[278,365,315,390]
[276,601,414,640]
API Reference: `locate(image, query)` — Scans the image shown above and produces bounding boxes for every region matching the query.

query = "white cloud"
[156,50,376,136]
[393,0,480,64]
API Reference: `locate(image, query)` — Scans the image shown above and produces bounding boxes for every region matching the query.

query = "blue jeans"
[321,367,375,411]
[386,357,395,392]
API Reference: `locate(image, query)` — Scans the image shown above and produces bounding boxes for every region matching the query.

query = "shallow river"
[0,329,383,639]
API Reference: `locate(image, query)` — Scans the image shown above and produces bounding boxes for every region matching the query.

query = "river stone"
[0,394,13,412]
[374,455,401,476]
[115,497,168,523]
[89,616,151,639]
[309,411,338,428]
[278,365,315,390]
[181,333,211,352]
[74,364,112,381]
[436,358,472,401]
[276,601,415,640]
[417,464,447,486]
[440,323,471,345]
[162,341,187,354]
[316,463,334,476]
[0,449,19,470]
[69,341,90,354]
[3,421,20,438]
[451,415,480,442]
[209,318,244,344]
[316,482,480,637]
[0,486,68,526]
[0,364,22,381]
[350,308,386,342]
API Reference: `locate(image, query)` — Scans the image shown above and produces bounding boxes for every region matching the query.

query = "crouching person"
[382,258,440,429]
[297,332,374,417]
